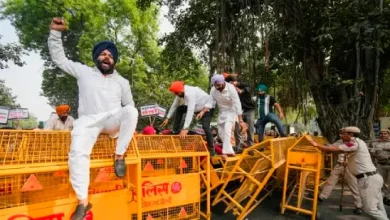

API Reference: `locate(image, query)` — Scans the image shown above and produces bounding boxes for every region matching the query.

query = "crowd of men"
[29,16,389,219]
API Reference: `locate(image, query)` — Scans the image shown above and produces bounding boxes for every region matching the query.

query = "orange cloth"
[169,81,185,93]
[56,105,70,115]
[222,72,230,78]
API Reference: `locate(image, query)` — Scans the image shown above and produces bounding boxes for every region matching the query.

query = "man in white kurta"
[48,17,138,220]
[44,104,74,131]
[162,81,215,155]
[210,74,247,157]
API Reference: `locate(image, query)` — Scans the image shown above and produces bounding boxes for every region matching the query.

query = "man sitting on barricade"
[48,17,139,220]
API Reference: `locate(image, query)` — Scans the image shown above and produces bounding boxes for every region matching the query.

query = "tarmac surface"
[210,184,390,220]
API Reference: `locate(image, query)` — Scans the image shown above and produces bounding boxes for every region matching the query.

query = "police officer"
[319,152,362,214]
[370,129,390,206]
[309,127,388,220]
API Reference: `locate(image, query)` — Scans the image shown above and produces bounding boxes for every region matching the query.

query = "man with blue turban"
[210,74,248,158]
[253,84,286,142]
[48,17,139,219]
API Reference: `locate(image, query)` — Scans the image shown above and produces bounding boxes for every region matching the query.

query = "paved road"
[210,184,390,220]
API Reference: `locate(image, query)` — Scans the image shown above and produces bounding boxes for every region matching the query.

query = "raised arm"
[48,17,88,79]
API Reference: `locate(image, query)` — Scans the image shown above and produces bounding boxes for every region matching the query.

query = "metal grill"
[135,136,208,155]
[212,137,297,220]
[131,203,200,220]
[0,130,137,165]
[281,135,323,220]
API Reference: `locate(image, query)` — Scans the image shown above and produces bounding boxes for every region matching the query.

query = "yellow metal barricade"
[0,130,142,220]
[212,137,296,220]
[281,135,322,220]
[128,135,210,220]
[313,136,333,186]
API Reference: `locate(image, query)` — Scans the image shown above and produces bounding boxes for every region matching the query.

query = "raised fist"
[50,17,67,32]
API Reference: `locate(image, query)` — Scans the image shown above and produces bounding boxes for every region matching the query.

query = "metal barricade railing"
[281,135,322,220]
[212,137,296,220]
[129,135,210,220]
[0,130,141,220]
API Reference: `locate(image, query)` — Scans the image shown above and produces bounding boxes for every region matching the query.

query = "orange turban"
[222,72,230,78]
[56,105,70,115]
[169,81,185,93]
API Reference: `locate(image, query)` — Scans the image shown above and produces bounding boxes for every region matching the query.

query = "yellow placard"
[130,174,200,211]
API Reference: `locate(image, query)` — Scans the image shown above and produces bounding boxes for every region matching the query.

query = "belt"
[355,171,378,180]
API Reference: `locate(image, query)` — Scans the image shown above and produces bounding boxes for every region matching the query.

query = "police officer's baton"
[339,154,347,212]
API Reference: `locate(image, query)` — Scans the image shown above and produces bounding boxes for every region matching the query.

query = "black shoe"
[114,159,126,178]
[354,208,362,215]
[209,148,216,156]
[318,196,323,203]
[71,203,92,220]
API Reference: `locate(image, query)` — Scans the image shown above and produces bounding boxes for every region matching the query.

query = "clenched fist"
[50,17,67,32]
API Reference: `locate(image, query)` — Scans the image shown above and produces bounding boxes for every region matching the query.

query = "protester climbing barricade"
[281,135,322,220]
[129,135,211,220]
[212,137,296,220]
[0,130,142,220]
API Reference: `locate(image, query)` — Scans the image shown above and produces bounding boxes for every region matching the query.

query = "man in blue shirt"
[254,84,286,142]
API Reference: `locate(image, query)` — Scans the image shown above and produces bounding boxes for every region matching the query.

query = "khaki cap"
[380,129,390,134]
[341,126,361,134]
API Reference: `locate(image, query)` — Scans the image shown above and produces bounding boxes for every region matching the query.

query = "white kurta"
[48,30,139,200]
[210,83,243,154]
[166,85,213,129]
[44,115,74,131]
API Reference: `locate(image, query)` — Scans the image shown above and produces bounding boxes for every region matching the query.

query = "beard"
[60,116,68,122]
[95,59,115,75]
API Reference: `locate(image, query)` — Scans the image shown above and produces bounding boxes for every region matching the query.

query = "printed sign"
[0,107,10,124]
[140,105,159,117]
[8,108,29,120]
[131,174,200,211]
[157,106,167,118]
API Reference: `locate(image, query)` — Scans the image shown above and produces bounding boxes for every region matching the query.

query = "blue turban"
[92,41,119,64]
[256,84,268,92]
[211,74,225,85]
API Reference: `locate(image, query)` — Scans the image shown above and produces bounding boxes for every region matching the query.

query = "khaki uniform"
[371,141,390,200]
[340,137,388,220]
[319,152,362,208]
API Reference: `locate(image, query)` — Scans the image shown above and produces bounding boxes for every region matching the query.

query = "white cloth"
[69,106,138,200]
[358,174,388,220]
[43,115,74,131]
[48,30,135,118]
[166,85,213,129]
[210,83,243,118]
[210,83,243,154]
[338,138,377,175]
[48,30,139,200]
